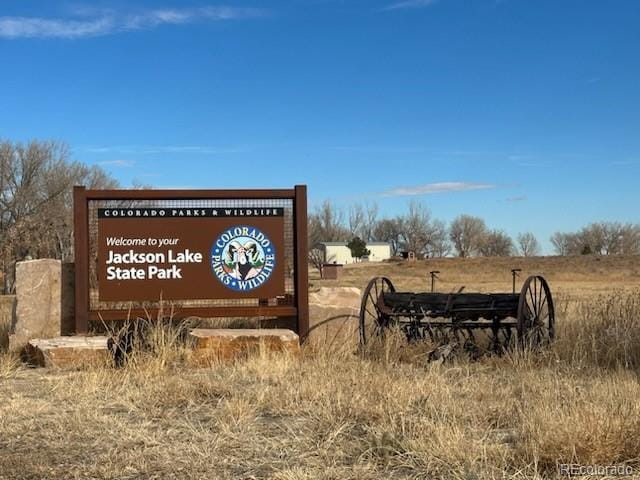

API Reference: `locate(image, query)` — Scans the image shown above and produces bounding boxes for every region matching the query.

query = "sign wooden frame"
[73,185,309,338]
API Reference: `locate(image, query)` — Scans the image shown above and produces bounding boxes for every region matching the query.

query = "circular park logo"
[210,226,276,291]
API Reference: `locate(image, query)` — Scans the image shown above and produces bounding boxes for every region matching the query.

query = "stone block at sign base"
[189,329,300,365]
[9,259,75,352]
[308,287,362,343]
[24,336,111,368]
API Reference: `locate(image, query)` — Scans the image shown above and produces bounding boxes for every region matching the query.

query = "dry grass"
[311,254,640,300]
[0,352,19,380]
[0,296,13,352]
[0,298,17,379]
[2,257,640,479]
[0,322,9,352]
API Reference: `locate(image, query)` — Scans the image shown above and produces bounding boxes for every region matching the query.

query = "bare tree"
[348,204,364,238]
[425,219,450,257]
[373,217,404,256]
[449,215,487,257]
[0,140,118,292]
[550,232,571,255]
[308,200,348,246]
[619,223,640,254]
[580,223,606,254]
[401,201,429,253]
[362,201,379,242]
[517,232,541,257]
[378,201,451,258]
[551,222,640,256]
[480,230,514,257]
[594,221,640,255]
[398,200,449,257]
[309,247,325,276]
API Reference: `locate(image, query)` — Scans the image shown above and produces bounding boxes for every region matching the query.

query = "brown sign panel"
[97,208,286,301]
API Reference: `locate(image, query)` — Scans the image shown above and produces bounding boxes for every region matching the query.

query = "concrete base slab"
[25,336,110,368]
[189,328,300,365]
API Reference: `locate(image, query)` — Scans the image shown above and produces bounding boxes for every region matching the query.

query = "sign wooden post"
[73,186,309,339]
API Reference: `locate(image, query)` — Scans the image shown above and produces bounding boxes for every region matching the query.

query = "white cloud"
[81,145,250,155]
[507,155,546,167]
[331,145,425,154]
[154,184,199,189]
[0,17,114,38]
[380,182,496,197]
[381,0,438,11]
[610,160,638,166]
[0,6,265,39]
[98,159,134,167]
[506,195,527,202]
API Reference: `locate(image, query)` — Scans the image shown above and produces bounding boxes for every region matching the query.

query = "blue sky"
[1,0,639,252]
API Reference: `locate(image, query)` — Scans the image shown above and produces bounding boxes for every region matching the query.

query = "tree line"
[550,222,640,256]
[0,140,118,292]
[310,200,640,260]
[309,200,543,259]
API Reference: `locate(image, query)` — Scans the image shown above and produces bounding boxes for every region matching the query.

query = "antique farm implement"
[359,274,555,350]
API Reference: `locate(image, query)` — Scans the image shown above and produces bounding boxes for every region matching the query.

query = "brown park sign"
[97,207,286,301]
[74,186,308,338]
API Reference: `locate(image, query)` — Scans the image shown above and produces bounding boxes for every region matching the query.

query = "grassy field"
[310,254,640,299]
[1,255,640,479]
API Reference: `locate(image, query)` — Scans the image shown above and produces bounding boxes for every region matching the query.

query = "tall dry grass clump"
[512,369,640,472]
[0,302,11,352]
[102,308,195,372]
[554,291,640,369]
[0,352,19,380]
[0,300,18,380]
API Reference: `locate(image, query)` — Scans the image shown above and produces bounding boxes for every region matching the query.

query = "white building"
[315,241,392,265]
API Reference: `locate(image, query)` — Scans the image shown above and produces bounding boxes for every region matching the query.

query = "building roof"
[317,241,391,246]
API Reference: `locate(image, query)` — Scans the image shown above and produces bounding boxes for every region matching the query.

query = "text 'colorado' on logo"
[210,225,275,291]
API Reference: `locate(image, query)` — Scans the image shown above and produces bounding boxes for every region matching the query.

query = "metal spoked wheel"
[359,277,395,347]
[517,275,555,348]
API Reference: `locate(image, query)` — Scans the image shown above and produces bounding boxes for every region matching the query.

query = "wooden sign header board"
[74,187,308,339]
